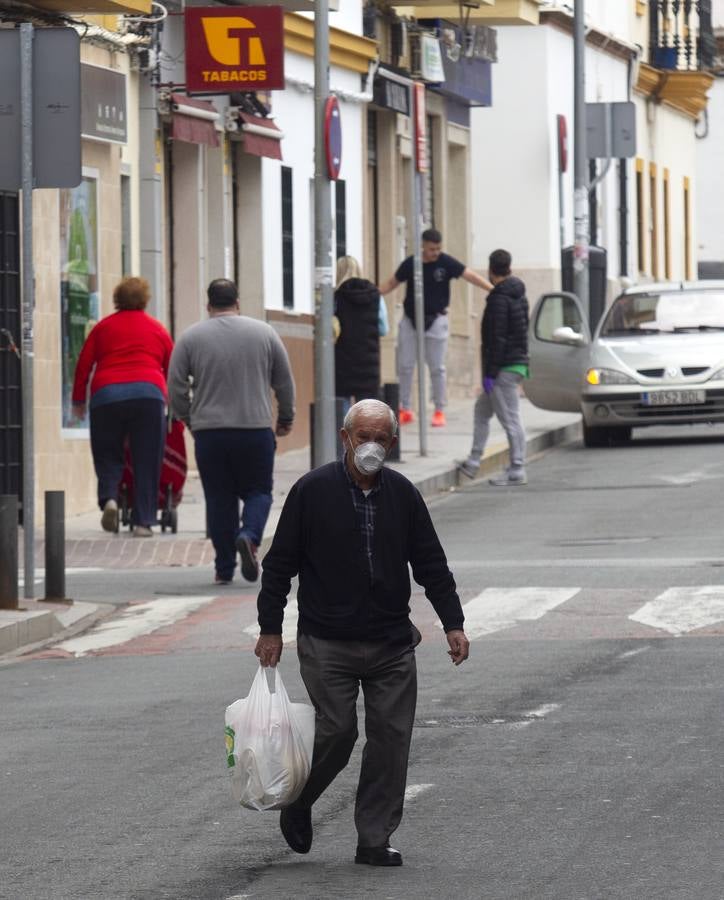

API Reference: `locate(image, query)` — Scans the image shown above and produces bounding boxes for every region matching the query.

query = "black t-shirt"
[395,252,466,327]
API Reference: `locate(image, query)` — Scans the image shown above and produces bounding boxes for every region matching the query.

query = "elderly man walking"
[255,399,469,867]
[168,279,295,585]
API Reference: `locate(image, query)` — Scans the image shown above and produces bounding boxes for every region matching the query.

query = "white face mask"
[352,441,387,475]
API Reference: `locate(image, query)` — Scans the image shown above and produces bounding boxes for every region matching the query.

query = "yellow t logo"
[201,17,266,67]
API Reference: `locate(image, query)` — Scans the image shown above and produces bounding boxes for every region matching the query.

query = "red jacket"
[72,309,174,402]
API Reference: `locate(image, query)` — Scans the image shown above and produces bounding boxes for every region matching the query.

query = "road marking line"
[617,646,651,660]
[629,586,724,636]
[439,587,581,639]
[511,702,561,729]
[526,703,560,719]
[55,595,219,656]
[243,596,298,645]
[404,783,434,802]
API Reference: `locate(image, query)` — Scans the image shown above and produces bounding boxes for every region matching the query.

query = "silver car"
[526,281,724,447]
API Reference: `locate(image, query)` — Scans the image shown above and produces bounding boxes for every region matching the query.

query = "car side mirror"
[552,325,586,346]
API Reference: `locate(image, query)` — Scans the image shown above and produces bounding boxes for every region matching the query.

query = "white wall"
[262,51,365,313]
[470,24,627,282]
[697,79,724,266]
[584,0,635,43]
[713,0,724,28]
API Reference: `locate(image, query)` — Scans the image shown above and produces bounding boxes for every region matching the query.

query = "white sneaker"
[132,525,153,538]
[101,499,118,532]
[489,469,527,486]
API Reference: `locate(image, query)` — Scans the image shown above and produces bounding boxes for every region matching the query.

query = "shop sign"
[373,67,410,116]
[419,34,445,83]
[81,64,127,144]
[413,82,427,173]
[185,6,285,93]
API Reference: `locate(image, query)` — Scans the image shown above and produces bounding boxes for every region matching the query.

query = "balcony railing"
[649,0,716,70]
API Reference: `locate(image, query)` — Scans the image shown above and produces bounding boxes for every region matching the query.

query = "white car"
[526,281,724,447]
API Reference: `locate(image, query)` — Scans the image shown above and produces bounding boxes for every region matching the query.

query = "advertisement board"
[185,6,285,93]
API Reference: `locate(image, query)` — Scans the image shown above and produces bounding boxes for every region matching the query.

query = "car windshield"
[600,291,724,336]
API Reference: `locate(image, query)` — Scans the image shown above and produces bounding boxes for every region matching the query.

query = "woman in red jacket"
[72,277,173,537]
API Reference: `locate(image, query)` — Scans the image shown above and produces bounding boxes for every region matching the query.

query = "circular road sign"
[324,96,342,181]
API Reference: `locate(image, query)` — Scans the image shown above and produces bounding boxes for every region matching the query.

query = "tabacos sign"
[185,6,285,93]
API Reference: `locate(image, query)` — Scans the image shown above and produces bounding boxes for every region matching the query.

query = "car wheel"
[582,422,611,448]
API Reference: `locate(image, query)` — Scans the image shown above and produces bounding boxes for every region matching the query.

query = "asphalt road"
[4,424,724,900]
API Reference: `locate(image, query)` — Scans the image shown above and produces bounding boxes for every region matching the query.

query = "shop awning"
[170,93,220,148]
[239,112,284,161]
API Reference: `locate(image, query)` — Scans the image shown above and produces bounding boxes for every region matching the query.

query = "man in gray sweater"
[168,279,295,585]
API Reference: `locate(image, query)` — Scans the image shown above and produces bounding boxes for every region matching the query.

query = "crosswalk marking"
[629,586,724,636]
[439,587,581,640]
[39,584,724,659]
[56,595,219,656]
[243,596,298,645]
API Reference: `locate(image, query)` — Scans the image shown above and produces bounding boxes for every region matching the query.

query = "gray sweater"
[168,314,295,431]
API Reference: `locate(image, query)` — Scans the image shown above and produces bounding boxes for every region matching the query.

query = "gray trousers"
[469,370,526,470]
[291,632,418,848]
[397,313,448,410]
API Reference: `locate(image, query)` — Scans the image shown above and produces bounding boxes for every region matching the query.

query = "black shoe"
[354,845,403,867]
[280,807,312,854]
[236,535,259,582]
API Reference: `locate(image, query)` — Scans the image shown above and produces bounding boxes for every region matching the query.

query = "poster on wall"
[60,169,100,432]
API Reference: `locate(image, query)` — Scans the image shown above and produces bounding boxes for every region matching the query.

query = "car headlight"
[586,368,637,386]
[709,367,724,381]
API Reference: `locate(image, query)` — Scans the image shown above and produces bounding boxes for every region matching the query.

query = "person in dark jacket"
[255,399,469,867]
[457,249,530,485]
[333,256,388,401]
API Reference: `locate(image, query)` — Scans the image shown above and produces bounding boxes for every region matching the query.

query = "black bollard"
[382,383,401,461]
[0,495,19,610]
[44,491,69,603]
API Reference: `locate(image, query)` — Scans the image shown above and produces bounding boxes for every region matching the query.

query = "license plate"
[641,390,706,406]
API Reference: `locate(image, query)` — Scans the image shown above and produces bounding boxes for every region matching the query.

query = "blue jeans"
[193,428,275,580]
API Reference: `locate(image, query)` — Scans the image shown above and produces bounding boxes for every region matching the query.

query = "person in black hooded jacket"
[333,256,389,401]
[457,249,530,486]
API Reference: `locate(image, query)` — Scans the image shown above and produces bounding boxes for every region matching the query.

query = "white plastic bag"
[224,666,315,811]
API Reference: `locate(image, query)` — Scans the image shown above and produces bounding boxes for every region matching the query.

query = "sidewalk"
[2,397,580,656]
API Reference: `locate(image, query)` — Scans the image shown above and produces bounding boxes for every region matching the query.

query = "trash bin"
[561,244,608,330]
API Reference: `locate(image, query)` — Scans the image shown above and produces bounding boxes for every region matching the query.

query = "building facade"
[697,0,724,278]
[470,0,713,317]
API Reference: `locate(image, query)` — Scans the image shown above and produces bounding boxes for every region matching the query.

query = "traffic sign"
[0,28,81,191]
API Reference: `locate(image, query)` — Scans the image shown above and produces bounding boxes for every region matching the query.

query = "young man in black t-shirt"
[379,229,491,427]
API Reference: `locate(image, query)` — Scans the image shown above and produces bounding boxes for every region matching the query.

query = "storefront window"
[60,169,100,432]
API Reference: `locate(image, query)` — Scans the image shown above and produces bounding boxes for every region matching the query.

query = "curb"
[0,602,119,665]
[412,418,582,496]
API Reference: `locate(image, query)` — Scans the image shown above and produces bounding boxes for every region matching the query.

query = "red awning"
[239,111,283,161]
[170,93,219,148]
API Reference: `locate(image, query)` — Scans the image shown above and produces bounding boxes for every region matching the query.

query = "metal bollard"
[44,491,69,603]
[383,383,401,461]
[0,495,19,610]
